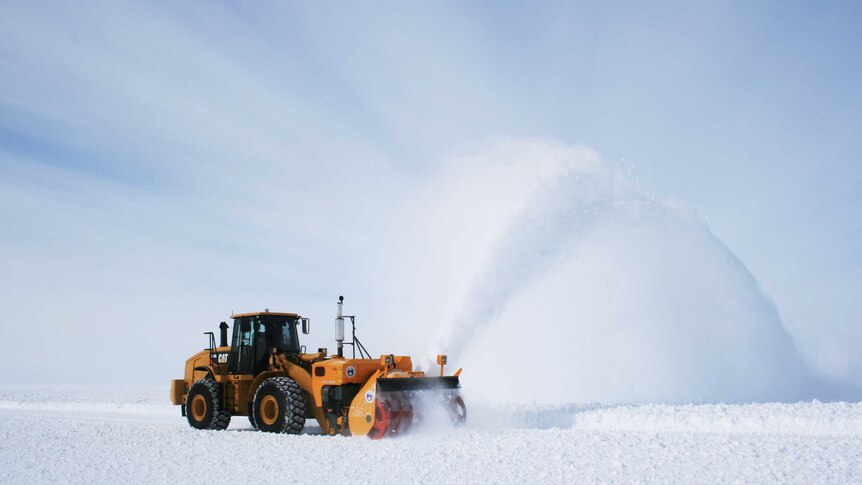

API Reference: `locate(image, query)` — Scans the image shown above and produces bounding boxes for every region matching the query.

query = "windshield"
[262,315,300,353]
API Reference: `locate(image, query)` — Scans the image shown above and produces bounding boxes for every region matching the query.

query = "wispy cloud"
[0,1,860,399]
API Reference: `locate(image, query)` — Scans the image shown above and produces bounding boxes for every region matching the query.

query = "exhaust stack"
[335,295,345,358]
[219,321,229,347]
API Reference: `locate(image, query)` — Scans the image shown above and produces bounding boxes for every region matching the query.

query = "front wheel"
[186,379,231,430]
[252,377,306,434]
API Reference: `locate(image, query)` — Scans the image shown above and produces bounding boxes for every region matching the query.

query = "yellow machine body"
[171,308,464,438]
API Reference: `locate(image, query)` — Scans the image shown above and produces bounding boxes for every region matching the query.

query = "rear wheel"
[252,377,306,434]
[186,379,231,430]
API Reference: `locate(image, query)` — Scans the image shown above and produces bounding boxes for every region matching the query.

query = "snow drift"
[3,386,861,484]
[382,138,812,404]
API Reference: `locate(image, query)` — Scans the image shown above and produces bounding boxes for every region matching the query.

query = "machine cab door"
[228,316,269,375]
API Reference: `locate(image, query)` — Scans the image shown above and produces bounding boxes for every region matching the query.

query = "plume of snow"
[382,138,813,404]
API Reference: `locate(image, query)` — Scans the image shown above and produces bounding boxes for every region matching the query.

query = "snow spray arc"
[383,138,813,404]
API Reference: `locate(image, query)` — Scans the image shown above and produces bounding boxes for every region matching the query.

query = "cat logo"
[345,366,356,378]
[217,353,228,364]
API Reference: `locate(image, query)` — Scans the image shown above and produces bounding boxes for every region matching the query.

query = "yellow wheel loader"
[170,296,465,438]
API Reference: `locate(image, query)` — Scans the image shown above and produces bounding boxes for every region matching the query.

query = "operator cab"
[228,311,307,375]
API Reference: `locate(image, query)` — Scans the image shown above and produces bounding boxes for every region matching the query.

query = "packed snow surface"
[1,386,860,484]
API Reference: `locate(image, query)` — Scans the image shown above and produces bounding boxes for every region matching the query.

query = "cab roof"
[231,311,299,318]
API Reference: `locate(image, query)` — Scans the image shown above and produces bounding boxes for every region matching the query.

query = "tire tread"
[186,378,231,431]
[252,376,306,434]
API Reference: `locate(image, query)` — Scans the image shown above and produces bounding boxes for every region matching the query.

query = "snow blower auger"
[170,296,465,439]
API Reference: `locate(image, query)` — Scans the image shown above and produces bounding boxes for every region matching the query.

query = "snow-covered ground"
[1,386,860,484]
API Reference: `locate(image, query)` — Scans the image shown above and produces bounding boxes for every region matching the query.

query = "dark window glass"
[263,315,300,353]
[240,318,253,346]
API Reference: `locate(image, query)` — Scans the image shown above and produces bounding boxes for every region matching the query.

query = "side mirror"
[301,318,310,335]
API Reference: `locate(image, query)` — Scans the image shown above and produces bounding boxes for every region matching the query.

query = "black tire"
[186,379,231,430]
[252,377,306,434]
[247,402,257,429]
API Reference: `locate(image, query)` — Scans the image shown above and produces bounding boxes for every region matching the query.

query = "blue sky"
[1,1,860,395]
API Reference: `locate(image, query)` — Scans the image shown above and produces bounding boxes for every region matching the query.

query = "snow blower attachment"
[170,296,465,439]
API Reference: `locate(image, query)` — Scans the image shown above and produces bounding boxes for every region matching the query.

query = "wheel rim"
[191,394,207,422]
[260,395,280,426]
